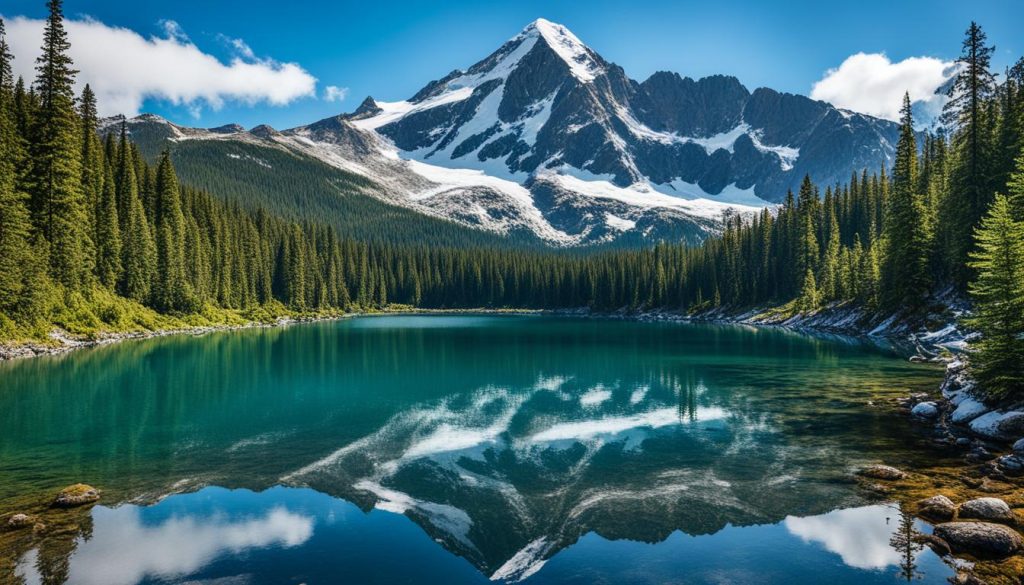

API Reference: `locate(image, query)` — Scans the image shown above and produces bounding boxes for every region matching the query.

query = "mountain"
[112,18,903,247]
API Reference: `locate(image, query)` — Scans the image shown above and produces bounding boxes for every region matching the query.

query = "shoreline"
[0,308,556,363]
[0,304,943,364]
[0,301,963,364]
[2,305,1021,582]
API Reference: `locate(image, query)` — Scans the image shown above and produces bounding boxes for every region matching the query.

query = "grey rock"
[951,397,989,424]
[996,455,1024,478]
[958,497,1015,523]
[911,401,940,419]
[966,447,995,463]
[969,410,1024,441]
[916,495,956,521]
[933,522,1023,559]
[1013,437,1024,456]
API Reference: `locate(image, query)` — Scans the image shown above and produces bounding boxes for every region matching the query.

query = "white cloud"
[3,15,318,117]
[324,85,349,102]
[810,52,957,122]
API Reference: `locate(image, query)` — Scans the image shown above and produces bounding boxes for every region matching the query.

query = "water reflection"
[785,504,931,571]
[12,488,953,585]
[17,505,312,585]
[0,316,950,584]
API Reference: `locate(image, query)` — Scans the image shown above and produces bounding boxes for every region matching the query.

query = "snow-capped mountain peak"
[116,18,906,248]
[522,18,605,82]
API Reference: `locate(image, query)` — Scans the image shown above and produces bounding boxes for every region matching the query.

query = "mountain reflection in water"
[0,316,954,584]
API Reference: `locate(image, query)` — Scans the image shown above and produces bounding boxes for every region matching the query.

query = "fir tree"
[1007,149,1024,221]
[0,18,40,317]
[882,93,931,311]
[29,0,91,290]
[965,194,1024,399]
[798,269,819,313]
[941,22,998,286]
[152,151,193,311]
[94,161,122,288]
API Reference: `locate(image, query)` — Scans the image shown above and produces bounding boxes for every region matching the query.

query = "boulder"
[911,401,940,419]
[997,454,1024,476]
[918,533,952,557]
[933,522,1023,559]
[958,497,1015,523]
[965,446,995,463]
[857,464,906,480]
[969,410,1024,441]
[950,398,989,424]
[1013,437,1024,456]
[5,513,34,530]
[53,483,100,508]
[916,495,956,521]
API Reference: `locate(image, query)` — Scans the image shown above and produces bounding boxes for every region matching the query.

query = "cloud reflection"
[17,505,314,585]
[784,504,903,569]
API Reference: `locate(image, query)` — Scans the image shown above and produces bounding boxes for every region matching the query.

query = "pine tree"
[94,161,121,288]
[965,194,1024,399]
[882,93,931,311]
[0,18,40,317]
[1007,149,1024,221]
[798,269,819,313]
[152,151,193,311]
[29,0,91,290]
[941,22,998,286]
[820,212,841,302]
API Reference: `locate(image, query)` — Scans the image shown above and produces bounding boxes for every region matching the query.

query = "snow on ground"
[605,213,637,231]
[350,87,474,131]
[614,115,801,172]
[404,159,576,245]
[542,172,766,219]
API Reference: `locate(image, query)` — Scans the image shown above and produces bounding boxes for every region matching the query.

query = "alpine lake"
[0,315,962,584]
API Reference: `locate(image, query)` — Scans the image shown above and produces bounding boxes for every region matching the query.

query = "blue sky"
[3,0,1022,128]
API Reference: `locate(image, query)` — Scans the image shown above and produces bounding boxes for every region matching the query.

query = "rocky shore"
[0,315,349,362]
[872,359,1024,583]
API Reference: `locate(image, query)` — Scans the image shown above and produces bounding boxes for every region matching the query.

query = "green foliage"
[965,195,1024,399]
[28,0,90,289]
[881,94,932,311]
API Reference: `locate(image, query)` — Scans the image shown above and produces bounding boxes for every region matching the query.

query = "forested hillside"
[114,119,534,247]
[0,5,1021,396]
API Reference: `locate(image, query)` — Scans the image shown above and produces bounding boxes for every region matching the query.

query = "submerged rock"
[933,522,1024,559]
[916,495,957,521]
[911,401,940,419]
[958,497,1016,523]
[53,483,100,508]
[857,464,906,480]
[5,513,35,530]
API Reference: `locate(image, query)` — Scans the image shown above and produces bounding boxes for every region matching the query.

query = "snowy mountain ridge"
[111,18,904,247]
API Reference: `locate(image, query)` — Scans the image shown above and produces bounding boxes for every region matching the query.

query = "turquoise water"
[0,316,955,584]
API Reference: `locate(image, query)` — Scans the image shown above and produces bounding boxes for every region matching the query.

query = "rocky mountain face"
[114,18,902,247]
